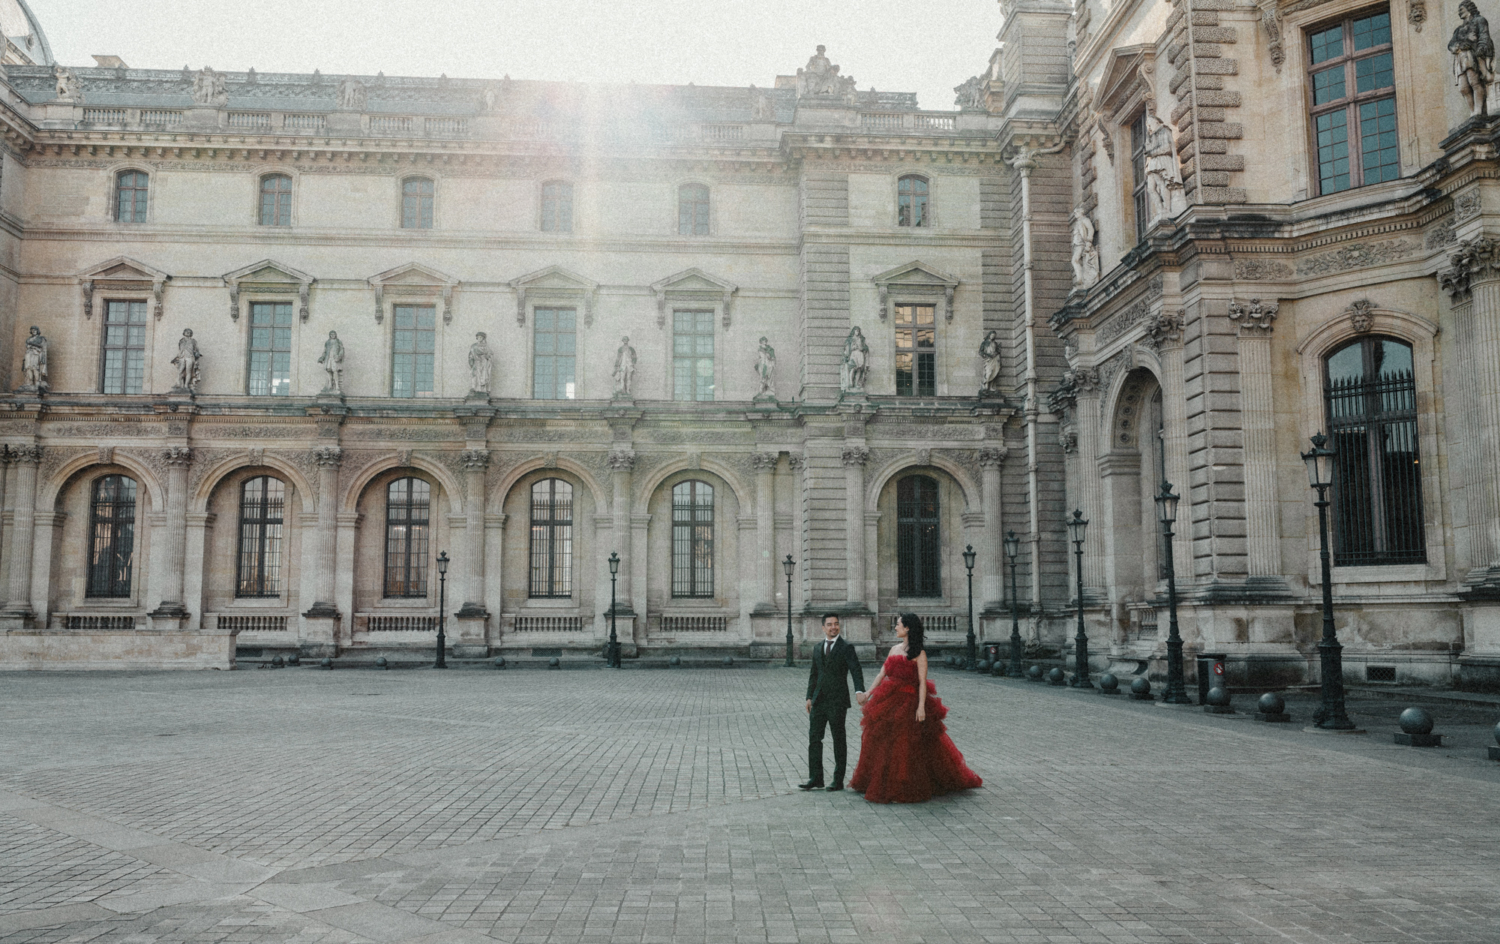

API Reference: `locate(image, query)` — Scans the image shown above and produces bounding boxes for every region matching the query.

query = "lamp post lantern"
[1066,510,1092,688]
[1303,433,1355,729]
[783,554,797,667]
[1004,530,1023,677]
[607,551,621,669]
[433,551,449,669]
[962,544,977,670]
[1155,481,1191,703]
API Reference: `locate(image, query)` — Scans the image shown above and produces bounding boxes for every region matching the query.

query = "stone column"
[1228,299,1283,580]
[0,447,13,610]
[150,447,192,622]
[788,454,806,636]
[841,446,868,606]
[752,452,778,612]
[1069,369,1105,594]
[1151,313,1193,586]
[301,446,341,655]
[453,449,490,656]
[978,447,1007,610]
[608,450,635,612]
[3,446,40,619]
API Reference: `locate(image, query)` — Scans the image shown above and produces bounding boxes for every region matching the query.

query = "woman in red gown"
[850,613,982,804]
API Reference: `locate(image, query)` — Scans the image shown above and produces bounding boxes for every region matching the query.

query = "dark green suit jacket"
[805,637,867,710]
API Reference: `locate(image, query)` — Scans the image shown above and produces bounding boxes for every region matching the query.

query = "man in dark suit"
[802,613,867,791]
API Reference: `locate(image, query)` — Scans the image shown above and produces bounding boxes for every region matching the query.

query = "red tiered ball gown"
[850,653,983,804]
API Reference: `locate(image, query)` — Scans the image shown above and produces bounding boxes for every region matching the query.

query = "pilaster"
[3,446,40,621]
[149,446,192,623]
[842,445,869,608]
[1228,299,1286,590]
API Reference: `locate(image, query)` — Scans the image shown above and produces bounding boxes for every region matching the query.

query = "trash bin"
[1196,652,1227,705]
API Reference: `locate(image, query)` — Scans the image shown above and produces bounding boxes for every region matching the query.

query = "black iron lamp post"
[783,554,796,667]
[1155,481,1191,703]
[1303,433,1355,729]
[434,551,449,669]
[607,551,621,669]
[963,544,978,670]
[1004,530,1023,677]
[1066,510,1092,688]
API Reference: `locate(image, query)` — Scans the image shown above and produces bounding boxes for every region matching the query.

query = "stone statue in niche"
[468,332,493,394]
[171,328,201,393]
[318,330,344,394]
[19,325,48,393]
[53,66,81,103]
[978,330,1002,397]
[1451,0,1496,118]
[797,45,857,101]
[1070,209,1100,288]
[337,78,367,111]
[840,325,870,394]
[191,67,228,108]
[612,336,637,398]
[753,336,777,398]
[1143,108,1184,225]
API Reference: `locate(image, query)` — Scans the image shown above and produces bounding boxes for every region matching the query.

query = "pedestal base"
[300,611,340,657]
[452,609,489,659]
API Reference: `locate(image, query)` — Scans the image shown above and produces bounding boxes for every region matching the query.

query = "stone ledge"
[0,630,235,670]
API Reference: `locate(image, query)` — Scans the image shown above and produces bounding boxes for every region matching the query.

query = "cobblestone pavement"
[1,664,1498,944]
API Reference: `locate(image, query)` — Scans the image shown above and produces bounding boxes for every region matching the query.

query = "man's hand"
[805,699,812,714]
[854,692,868,706]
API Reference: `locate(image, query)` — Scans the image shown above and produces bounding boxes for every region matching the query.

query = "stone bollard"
[670,655,681,667]
[1204,686,1235,714]
[1394,707,1443,747]
[286,654,300,666]
[723,656,735,667]
[271,655,285,668]
[1027,664,1043,682]
[548,656,560,669]
[1098,673,1121,695]
[493,657,507,669]
[978,659,992,673]
[319,657,333,670]
[1046,667,1065,686]
[1129,677,1152,701]
[375,656,389,670]
[1256,692,1291,723]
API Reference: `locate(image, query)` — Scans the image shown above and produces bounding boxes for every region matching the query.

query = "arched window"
[896,475,941,597]
[115,170,149,223]
[1325,335,1424,565]
[87,475,137,597]
[259,174,292,226]
[671,480,714,597]
[384,478,431,597]
[401,177,434,230]
[529,479,574,598]
[237,477,286,597]
[541,181,573,232]
[897,175,928,228]
[678,183,709,236]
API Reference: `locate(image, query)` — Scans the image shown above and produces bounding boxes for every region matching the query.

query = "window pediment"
[651,268,737,328]
[509,265,598,327]
[1097,45,1156,121]
[79,256,170,321]
[872,261,959,321]
[223,259,315,322]
[368,262,459,324]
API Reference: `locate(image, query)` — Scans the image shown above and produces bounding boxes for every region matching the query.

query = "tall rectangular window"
[402,177,435,229]
[101,300,148,395]
[384,478,430,598]
[247,302,293,396]
[1130,112,1149,242]
[391,305,436,398]
[894,303,936,397]
[1308,9,1398,195]
[87,475,137,598]
[533,307,577,399]
[898,175,929,227]
[671,480,714,598]
[529,479,574,598]
[115,171,148,223]
[678,184,709,235]
[237,476,286,597]
[259,174,292,226]
[673,310,715,401]
[541,181,573,232]
[896,475,941,597]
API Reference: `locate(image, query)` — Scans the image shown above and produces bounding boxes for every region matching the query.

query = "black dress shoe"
[826,783,844,792]
[798,780,823,790]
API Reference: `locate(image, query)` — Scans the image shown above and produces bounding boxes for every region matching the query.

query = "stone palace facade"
[2,0,1498,690]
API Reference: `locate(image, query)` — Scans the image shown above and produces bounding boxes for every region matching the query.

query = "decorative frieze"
[1296,238,1419,277]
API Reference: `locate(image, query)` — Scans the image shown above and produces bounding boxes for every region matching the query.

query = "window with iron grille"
[529,478,573,598]
[671,480,714,598]
[402,177,435,229]
[1325,335,1425,565]
[87,475,137,597]
[1307,9,1399,195]
[897,175,929,227]
[259,174,292,226]
[248,302,293,396]
[391,305,436,397]
[678,183,709,235]
[894,303,936,397]
[673,310,715,401]
[115,170,148,223]
[533,307,576,399]
[541,181,573,232]
[101,300,148,394]
[384,477,431,597]
[897,475,941,597]
[237,476,286,597]
[1130,112,1149,242]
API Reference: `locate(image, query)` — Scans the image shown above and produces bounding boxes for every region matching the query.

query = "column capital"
[978,446,1009,468]
[8,444,41,465]
[608,449,636,472]
[1441,235,1500,299]
[312,445,343,468]
[162,446,193,468]
[788,454,805,472]
[751,451,779,472]
[1228,298,1278,336]
[1148,309,1185,349]
[1066,367,1100,395]
[459,448,490,472]
[841,446,870,467]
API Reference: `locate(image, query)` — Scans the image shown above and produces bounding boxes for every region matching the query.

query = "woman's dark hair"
[898,612,925,659]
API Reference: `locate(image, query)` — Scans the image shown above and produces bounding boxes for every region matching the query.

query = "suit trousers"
[808,703,848,784]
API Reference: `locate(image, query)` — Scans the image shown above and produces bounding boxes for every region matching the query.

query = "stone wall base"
[0,629,237,670]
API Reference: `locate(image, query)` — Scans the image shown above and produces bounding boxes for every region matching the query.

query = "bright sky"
[35,0,1001,112]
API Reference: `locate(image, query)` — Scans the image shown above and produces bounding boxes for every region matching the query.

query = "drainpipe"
[1009,141,1067,614]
